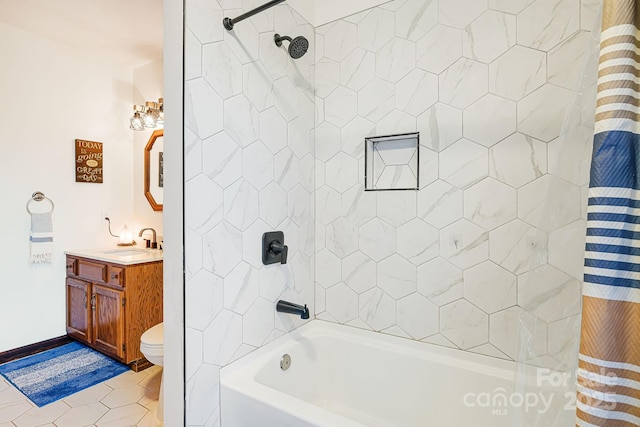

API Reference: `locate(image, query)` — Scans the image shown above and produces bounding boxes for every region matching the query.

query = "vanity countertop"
[65,247,164,265]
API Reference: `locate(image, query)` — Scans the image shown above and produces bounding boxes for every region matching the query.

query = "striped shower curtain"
[577,1,640,425]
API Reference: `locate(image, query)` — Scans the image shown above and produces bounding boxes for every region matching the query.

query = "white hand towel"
[30,212,53,263]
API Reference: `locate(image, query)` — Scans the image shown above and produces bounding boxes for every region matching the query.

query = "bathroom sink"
[101,249,150,256]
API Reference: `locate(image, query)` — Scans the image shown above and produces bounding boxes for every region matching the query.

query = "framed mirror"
[144,129,164,211]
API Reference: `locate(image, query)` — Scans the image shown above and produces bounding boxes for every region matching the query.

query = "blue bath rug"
[0,341,129,407]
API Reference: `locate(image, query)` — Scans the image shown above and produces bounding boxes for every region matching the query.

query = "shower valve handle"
[270,241,288,264]
[262,231,288,265]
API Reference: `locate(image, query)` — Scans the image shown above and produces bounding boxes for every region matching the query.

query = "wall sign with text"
[75,139,103,183]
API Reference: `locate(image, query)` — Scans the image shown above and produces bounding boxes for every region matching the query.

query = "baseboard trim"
[0,336,72,364]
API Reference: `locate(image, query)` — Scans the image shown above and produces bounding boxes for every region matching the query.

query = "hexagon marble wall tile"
[184,3,315,425]
[184,0,600,424]
[314,0,597,370]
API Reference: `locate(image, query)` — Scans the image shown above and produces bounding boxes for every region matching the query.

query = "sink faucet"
[139,228,157,249]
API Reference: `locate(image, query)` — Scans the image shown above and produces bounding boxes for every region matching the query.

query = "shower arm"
[274,34,292,46]
[223,0,286,30]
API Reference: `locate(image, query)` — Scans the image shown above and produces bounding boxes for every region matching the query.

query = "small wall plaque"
[365,132,419,191]
[75,139,103,183]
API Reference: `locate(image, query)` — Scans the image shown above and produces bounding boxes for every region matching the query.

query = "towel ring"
[26,191,54,214]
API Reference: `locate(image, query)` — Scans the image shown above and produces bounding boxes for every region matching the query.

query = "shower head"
[274,34,309,59]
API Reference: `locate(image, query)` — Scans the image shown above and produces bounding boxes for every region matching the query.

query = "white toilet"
[140,322,164,421]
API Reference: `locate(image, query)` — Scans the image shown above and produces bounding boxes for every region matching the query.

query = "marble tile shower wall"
[183,2,314,425]
[314,0,599,363]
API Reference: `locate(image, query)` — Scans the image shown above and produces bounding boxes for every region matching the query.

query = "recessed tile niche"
[365,132,420,191]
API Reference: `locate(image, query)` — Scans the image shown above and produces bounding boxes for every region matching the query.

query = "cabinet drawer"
[78,260,107,283]
[108,266,125,287]
[66,257,78,276]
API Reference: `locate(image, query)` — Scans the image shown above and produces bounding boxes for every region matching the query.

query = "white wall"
[0,23,135,352]
[0,25,164,354]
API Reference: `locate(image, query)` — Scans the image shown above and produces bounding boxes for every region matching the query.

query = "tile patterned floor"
[0,365,163,427]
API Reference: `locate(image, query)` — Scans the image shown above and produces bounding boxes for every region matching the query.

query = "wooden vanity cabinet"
[65,255,162,368]
[66,278,125,359]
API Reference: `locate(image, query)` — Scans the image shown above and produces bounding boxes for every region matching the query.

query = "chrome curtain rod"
[223,0,286,30]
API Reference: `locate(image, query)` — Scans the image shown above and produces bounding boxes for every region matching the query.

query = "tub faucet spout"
[276,300,310,319]
[139,228,157,249]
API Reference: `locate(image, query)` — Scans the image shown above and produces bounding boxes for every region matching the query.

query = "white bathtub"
[221,321,549,427]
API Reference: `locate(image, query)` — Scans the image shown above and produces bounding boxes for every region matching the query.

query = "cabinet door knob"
[111,273,118,280]
[90,294,96,311]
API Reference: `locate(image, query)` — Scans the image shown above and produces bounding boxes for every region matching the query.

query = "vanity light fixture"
[129,98,164,131]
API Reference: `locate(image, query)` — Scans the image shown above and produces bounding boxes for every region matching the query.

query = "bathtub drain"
[280,354,291,371]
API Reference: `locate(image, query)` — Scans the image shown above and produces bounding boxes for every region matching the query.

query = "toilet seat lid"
[141,322,163,346]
